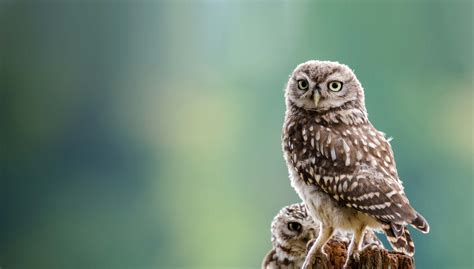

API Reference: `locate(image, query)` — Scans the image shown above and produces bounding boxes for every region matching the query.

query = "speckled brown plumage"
[281,60,429,269]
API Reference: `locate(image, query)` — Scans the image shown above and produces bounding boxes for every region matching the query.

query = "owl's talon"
[361,242,381,251]
[352,251,360,263]
[321,251,330,263]
[343,251,361,268]
[303,250,328,269]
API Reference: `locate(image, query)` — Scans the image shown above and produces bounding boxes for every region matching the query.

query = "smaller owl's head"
[270,203,318,261]
[285,60,365,113]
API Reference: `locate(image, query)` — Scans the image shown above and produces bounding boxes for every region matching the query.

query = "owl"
[281,60,429,268]
[262,203,316,269]
[262,203,384,269]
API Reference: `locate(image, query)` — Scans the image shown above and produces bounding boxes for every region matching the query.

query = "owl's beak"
[313,90,320,107]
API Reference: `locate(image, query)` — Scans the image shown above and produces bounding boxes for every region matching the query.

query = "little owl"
[281,60,429,268]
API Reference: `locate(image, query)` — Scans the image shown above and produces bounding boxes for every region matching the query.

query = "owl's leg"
[344,225,366,268]
[302,224,334,269]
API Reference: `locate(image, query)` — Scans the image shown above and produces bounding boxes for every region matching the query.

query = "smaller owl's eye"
[287,222,302,232]
[297,79,309,90]
[328,81,343,92]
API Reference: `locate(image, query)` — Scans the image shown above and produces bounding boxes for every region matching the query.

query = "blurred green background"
[1,1,472,268]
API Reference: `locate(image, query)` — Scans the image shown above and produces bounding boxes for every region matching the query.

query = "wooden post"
[312,238,414,269]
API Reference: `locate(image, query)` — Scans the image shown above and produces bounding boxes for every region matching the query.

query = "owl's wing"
[300,163,417,224]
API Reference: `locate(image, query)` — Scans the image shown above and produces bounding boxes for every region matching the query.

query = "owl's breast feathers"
[282,115,418,225]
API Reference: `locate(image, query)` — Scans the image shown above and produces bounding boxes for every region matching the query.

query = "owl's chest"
[282,121,353,175]
[283,118,396,178]
[288,164,347,225]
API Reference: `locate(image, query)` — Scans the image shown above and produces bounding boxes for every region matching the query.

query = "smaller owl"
[262,203,316,269]
[262,203,384,269]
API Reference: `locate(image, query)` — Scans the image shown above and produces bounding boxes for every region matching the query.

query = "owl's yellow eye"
[288,221,302,232]
[328,81,343,92]
[297,79,309,90]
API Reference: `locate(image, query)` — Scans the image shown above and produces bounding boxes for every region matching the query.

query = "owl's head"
[285,60,366,114]
[270,203,318,260]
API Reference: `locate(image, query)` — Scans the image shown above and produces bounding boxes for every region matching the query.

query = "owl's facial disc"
[287,60,367,113]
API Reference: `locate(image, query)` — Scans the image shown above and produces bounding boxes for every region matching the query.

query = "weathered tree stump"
[312,238,414,269]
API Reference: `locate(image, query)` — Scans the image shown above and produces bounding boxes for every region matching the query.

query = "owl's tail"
[410,212,430,233]
[383,224,415,256]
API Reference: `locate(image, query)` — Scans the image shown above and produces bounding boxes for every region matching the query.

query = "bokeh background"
[1,1,473,268]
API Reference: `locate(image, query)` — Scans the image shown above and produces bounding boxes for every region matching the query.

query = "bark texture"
[312,238,414,269]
